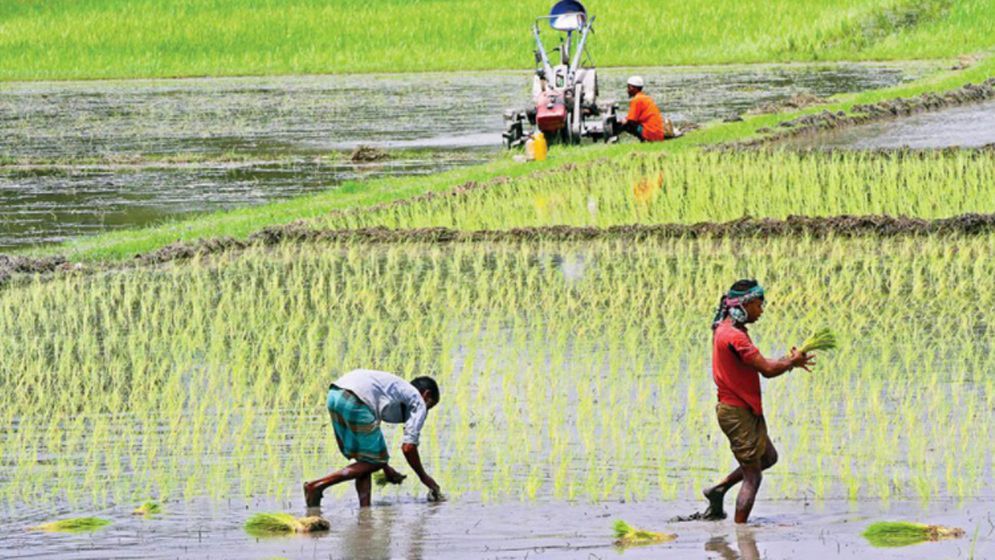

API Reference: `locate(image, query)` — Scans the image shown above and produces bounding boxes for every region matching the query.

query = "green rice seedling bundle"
[613,520,676,547]
[32,517,111,533]
[374,472,406,487]
[244,513,330,537]
[133,502,162,516]
[862,521,965,547]
[800,328,837,353]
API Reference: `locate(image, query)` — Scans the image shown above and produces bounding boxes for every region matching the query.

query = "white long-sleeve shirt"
[333,369,428,445]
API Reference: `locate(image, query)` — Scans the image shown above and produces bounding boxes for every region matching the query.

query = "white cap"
[627,76,645,88]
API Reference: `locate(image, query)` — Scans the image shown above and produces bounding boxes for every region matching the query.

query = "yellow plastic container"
[532,132,548,161]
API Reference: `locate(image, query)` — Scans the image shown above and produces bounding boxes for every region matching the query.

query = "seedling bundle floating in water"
[133,502,162,516]
[244,513,330,537]
[32,517,111,533]
[862,521,965,547]
[612,520,676,548]
[800,327,837,354]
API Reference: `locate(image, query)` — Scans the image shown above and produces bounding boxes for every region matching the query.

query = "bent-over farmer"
[304,369,441,508]
[702,280,815,523]
[618,76,665,142]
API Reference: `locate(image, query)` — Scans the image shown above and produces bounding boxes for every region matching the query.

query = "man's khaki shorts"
[716,403,768,468]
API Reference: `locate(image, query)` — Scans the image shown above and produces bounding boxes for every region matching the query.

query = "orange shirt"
[627,92,665,142]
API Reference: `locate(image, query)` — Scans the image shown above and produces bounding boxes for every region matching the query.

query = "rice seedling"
[317,150,995,232]
[133,502,162,516]
[799,328,838,353]
[374,472,407,487]
[862,521,965,547]
[612,520,677,548]
[244,513,330,537]
[32,517,111,533]
[0,233,993,512]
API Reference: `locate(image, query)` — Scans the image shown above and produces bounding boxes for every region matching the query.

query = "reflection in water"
[310,503,439,560]
[339,509,393,560]
[551,253,589,283]
[705,527,760,560]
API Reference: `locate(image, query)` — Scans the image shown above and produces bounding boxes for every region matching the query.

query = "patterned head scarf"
[711,282,765,329]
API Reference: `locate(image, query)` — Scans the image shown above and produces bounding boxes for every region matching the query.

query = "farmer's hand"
[427,485,446,503]
[383,466,407,485]
[789,347,816,372]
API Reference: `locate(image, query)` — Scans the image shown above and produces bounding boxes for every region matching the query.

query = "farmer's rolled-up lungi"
[716,403,768,468]
[327,385,389,465]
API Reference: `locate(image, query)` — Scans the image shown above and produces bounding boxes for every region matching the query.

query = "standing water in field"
[0,62,936,249]
[783,99,995,150]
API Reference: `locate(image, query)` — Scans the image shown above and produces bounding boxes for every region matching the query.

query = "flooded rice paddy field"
[0,152,483,248]
[1,238,992,558]
[785,98,995,150]
[2,498,991,559]
[0,62,937,249]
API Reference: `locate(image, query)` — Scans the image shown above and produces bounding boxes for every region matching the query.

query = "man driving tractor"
[618,76,665,142]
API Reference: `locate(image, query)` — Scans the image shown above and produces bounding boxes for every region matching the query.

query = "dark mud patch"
[668,511,726,523]
[0,255,71,283]
[727,78,995,149]
[350,145,390,163]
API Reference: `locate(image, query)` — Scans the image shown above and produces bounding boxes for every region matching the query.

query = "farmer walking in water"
[304,369,442,508]
[702,280,815,523]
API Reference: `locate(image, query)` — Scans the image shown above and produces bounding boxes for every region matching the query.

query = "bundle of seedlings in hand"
[374,471,406,487]
[244,513,330,536]
[612,520,676,548]
[799,327,837,353]
[863,521,965,547]
[32,517,111,533]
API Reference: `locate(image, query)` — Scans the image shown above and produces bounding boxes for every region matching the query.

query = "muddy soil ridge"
[0,255,70,283]
[5,212,995,281]
[127,213,995,266]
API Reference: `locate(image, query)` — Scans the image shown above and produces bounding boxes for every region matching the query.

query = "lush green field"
[0,0,992,81]
[1,237,991,506]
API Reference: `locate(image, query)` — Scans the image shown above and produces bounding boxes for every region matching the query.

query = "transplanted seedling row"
[0,236,992,508]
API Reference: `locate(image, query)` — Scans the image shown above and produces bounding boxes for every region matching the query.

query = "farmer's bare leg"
[304,461,383,507]
[703,437,778,517]
[356,473,373,507]
[735,465,762,523]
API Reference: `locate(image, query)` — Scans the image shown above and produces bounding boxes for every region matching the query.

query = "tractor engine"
[535,91,567,134]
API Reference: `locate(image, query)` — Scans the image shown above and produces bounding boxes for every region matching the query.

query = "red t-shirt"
[712,318,763,416]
